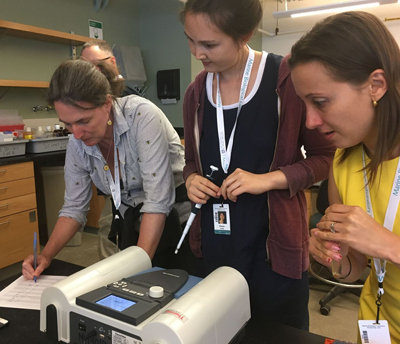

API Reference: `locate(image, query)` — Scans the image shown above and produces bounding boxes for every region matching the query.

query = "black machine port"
[71,312,144,344]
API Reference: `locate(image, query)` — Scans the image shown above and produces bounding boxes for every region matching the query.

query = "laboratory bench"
[0,260,333,344]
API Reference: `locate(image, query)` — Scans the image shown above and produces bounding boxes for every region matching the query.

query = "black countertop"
[0,150,66,166]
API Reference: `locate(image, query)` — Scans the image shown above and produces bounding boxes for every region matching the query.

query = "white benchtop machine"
[40,246,251,344]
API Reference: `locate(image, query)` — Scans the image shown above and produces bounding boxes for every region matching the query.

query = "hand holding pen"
[175,166,219,254]
[22,233,52,280]
[22,251,51,281]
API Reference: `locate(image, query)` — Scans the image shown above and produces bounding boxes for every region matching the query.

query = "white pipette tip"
[210,165,218,172]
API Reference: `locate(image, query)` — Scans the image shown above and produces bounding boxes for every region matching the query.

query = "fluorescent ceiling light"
[292,2,379,18]
[273,0,399,19]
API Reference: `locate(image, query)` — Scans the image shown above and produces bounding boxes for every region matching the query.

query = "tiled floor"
[0,230,360,343]
[309,284,359,342]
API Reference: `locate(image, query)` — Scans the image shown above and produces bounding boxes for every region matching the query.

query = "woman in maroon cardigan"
[180,0,335,330]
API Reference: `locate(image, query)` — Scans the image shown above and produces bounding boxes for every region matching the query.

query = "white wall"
[262,32,305,56]
[139,0,191,127]
[386,19,400,42]
[261,2,400,55]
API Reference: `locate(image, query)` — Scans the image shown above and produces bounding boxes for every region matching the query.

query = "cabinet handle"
[0,203,10,209]
[0,220,11,226]
[0,187,8,191]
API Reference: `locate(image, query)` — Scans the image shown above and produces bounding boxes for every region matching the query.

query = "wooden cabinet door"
[0,177,36,201]
[0,210,39,269]
[0,193,37,218]
[0,162,34,183]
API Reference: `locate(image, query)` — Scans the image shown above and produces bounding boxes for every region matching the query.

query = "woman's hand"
[186,173,220,204]
[310,227,368,282]
[309,227,344,268]
[315,204,395,262]
[219,169,288,202]
[21,217,82,280]
[22,254,51,280]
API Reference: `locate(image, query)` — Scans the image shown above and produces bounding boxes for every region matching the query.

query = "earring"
[107,119,112,126]
[372,100,378,108]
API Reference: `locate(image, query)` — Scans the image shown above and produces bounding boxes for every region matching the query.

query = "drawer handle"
[0,203,10,209]
[0,187,8,191]
[0,220,10,226]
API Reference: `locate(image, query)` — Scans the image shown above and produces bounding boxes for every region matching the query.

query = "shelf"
[0,20,93,45]
[0,80,49,88]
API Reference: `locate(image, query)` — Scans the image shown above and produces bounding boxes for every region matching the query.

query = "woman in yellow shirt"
[289,11,400,343]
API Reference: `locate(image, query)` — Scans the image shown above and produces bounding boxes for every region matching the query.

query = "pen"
[33,232,37,283]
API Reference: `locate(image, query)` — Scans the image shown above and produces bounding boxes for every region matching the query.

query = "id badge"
[358,320,391,344]
[213,203,231,235]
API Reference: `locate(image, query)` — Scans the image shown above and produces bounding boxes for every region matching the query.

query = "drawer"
[0,209,39,269]
[0,193,37,217]
[0,161,34,183]
[0,177,36,201]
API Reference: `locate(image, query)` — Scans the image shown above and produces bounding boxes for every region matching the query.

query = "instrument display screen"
[96,295,136,312]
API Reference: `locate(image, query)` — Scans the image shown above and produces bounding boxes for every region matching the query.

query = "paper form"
[0,275,66,310]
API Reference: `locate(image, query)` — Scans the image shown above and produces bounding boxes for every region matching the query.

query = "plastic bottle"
[53,124,63,137]
[35,126,46,139]
[24,127,33,139]
[14,129,24,140]
[45,126,53,138]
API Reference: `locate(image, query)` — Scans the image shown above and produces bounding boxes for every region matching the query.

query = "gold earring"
[372,100,378,108]
[107,119,112,126]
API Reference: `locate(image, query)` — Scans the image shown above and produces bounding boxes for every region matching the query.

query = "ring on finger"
[330,222,336,233]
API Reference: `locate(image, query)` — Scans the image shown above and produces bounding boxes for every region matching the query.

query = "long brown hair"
[46,59,124,110]
[289,11,400,185]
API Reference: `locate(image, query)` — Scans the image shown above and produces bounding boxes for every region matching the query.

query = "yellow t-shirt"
[333,145,400,344]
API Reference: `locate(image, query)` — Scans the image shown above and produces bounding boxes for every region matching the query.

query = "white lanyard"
[216,46,255,174]
[105,130,121,211]
[362,146,400,296]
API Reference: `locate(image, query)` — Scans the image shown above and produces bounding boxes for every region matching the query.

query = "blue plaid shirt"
[60,95,184,227]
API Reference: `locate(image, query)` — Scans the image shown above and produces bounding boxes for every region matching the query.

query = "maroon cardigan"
[182,54,335,279]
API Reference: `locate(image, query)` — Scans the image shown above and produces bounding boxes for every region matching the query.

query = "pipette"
[175,165,218,254]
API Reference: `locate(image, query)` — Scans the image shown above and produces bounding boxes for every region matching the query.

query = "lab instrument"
[40,246,250,344]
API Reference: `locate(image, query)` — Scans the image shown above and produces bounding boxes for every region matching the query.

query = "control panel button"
[149,286,164,298]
